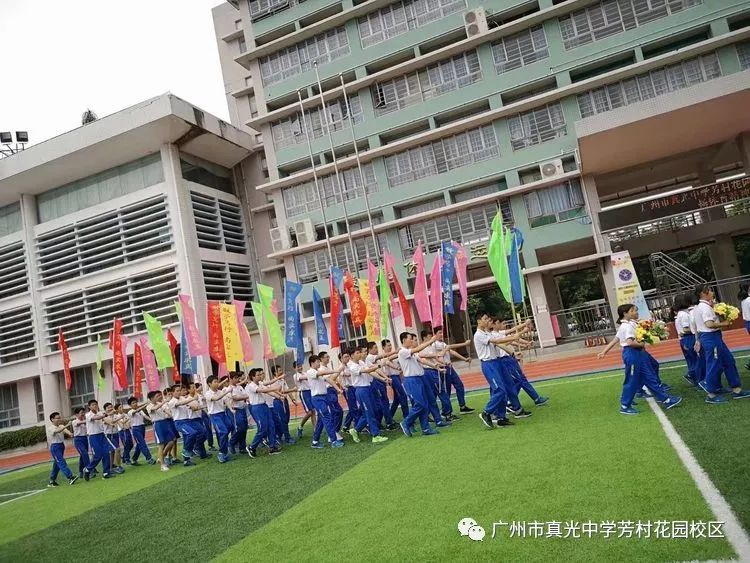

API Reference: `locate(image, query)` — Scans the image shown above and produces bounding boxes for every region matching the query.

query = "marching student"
[204,376,233,463]
[259,371,282,448]
[219,377,238,455]
[598,304,683,414]
[186,383,211,459]
[306,355,344,449]
[116,403,134,465]
[162,387,180,455]
[228,372,250,454]
[102,402,125,474]
[339,351,361,432]
[431,330,474,415]
[271,365,297,444]
[319,351,345,436]
[740,282,750,371]
[195,383,216,451]
[348,346,390,444]
[83,399,114,480]
[397,331,439,437]
[487,320,532,418]
[47,412,78,487]
[365,343,398,430]
[293,361,317,439]
[688,292,706,386]
[417,331,451,428]
[147,390,178,471]
[674,293,700,386]
[382,339,409,419]
[169,384,203,466]
[493,319,547,409]
[127,397,156,466]
[245,368,283,458]
[694,284,750,403]
[71,407,90,478]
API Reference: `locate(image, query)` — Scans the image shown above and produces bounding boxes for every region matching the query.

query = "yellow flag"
[359,279,375,343]
[220,303,243,367]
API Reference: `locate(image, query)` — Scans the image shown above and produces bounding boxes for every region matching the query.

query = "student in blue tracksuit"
[71,408,90,478]
[195,383,216,451]
[245,368,284,458]
[688,293,706,386]
[339,351,361,431]
[185,383,211,459]
[319,352,345,436]
[382,339,409,419]
[227,373,250,453]
[474,314,518,429]
[102,403,125,475]
[418,330,451,427]
[83,400,114,480]
[491,319,548,409]
[46,412,78,487]
[126,397,156,465]
[169,384,206,467]
[740,283,750,371]
[347,346,390,444]
[293,361,317,439]
[115,403,134,465]
[147,391,178,471]
[204,376,233,463]
[694,284,750,403]
[598,304,683,414]
[674,293,699,386]
[365,343,398,430]
[306,355,345,449]
[396,331,439,437]
[432,328,474,419]
[270,365,296,444]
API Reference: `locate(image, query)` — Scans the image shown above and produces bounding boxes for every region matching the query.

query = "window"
[282,163,378,217]
[507,102,567,150]
[0,241,28,300]
[260,27,350,86]
[68,367,95,411]
[559,0,702,50]
[738,42,750,70]
[399,200,512,255]
[294,234,388,283]
[0,306,35,364]
[248,0,299,22]
[0,383,20,429]
[398,197,444,218]
[0,203,22,237]
[372,50,482,116]
[491,25,549,74]
[577,52,722,118]
[384,125,499,187]
[37,154,164,223]
[523,179,586,227]
[44,266,180,351]
[342,214,383,233]
[452,183,500,203]
[358,0,466,48]
[271,95,363,149]
[33,378,44,422]
[191,192,247,253]
[202,262,255,303]
[181,154,234,195]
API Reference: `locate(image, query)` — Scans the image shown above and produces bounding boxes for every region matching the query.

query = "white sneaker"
[160,465,170,472]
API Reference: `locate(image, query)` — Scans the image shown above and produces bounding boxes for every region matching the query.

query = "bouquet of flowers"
[635,319,668,344]
[714,302,740,322]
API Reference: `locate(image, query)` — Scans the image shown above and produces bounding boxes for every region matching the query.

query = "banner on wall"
[610,251,651,321]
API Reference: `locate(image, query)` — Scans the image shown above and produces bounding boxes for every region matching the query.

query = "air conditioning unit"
[464,8,488,37]
[270,227,291,252]
[540,158,564,179]
[294,218,316,246]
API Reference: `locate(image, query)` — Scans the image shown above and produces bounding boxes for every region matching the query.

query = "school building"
[213,0,750,347]
[0,94,266,429]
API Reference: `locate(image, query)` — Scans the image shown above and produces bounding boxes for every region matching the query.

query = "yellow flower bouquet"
[635,319,668,344]
[714,302,740,322]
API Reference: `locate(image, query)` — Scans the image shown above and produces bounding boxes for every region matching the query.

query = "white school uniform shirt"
[433,340,451,364]
[245,382,267,406]
[688,306,699,335]
[46,424,66,445]
[294,371,310,392]
[742,297,750,321]
[103,415,118,435]
[348,360,372,387]
[230,385,248,409]
[187,396,202,419]
[263,381,277,406]
[490,330,509,358]
[675,310,692,336]
[695,300,718,333]
[147,403,168,422]
[203,389,227,415]
[85,411,105,435]
[382,359,401,377]
[398,347,424,377]
[615,320,637,347]
[365,354,379,368]
[72,418,87,437]
[473,330,497,362]
[169,397,191,421]
[129,409,145,427]
[307,367,329,396]
[338,366,352,388]
[319,364,336,389]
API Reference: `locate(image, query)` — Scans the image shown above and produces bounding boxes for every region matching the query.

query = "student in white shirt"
[204,376,233,463]
[101,402,124,474]
[47,412,78,487]
[83,399,114,480]
[397,331,439,437]
[492,319,547,411]
[687,293,706,385]
[364,342,397,430]
[245,368,285,458]
[739,283,750,371]
[339,351,360,432]
[416,331,450,428]
[195,383,216,451]
[293,361,316,439]
[318,351,345,437]
[147,391,177,471]
[71,407,90,479]
[270,365,297,445]
[347,346,390,444]
[306,355,344,449]
[115,403,134,466]
[127,396,155,465]
[673,292,700,386]
[169,384,204,467]
[381,339,409,420]
[694,284,750,402]
[185,383,211,459]
[431,330,474,416]
[227,372,250,454]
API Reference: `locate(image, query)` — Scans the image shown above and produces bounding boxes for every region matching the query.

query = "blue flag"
[312,287,329,345]
[284,280,303,348]
[295,307,305,366]
[441,241,458,314]
[179,326,197,375]
[329,266,345,337]
[509,228,525,304]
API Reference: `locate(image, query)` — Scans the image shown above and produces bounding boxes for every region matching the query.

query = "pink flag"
[453,241,469,312]
[139,337,160,392]
[383,250,401,318]
[218,362,229,377]
[367,261,381,338]
[178,294,208,357]
[234,301,254,362]
[429,252,443,328]
[113,334,129,392]
[413,242,432,324]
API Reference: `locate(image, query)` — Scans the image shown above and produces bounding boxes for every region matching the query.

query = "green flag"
[488,211,511,302]
[255,285,286,356]
[96,340,105,390]
[257,284,274,309]
[143,312,174,369]
[378,266,390,340]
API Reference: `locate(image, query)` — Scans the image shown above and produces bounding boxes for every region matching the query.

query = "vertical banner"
[378,266,390,340]
[220,303,243,369]
[330,267,345,339]
[508,227,526,305]
[143,313,174,370]
[344,273,367,327]
[413,242,432,324]
[285,280,304,347]
[179,326,197,375]
[250,301,273,360]
[429,253,443,328]
[58,329,72,390]
[112,319,128,391]
[441,241,457,314]
[257,284,286,356]
[610,251,651,320]
[167,330,180,383]
[295,307,305,365]
[234,301,254,362]
[312,287,329,345]
[95,340,106,390]
[133,343,144,399]
[367,261,381,339]
[329,276,342,348]
[139,337,160,392]
[178,294,207,356]
[360,279,375,342]
[453,241,469,312]
[488,211,512,302]
[207,301,226,364]
[385,250,413,327]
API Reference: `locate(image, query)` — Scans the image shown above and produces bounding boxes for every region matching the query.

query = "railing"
[649,251,706,294]
[550,303,614,342]
[647,274,750,320]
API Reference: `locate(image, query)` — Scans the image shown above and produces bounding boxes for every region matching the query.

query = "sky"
[0,0,230,147]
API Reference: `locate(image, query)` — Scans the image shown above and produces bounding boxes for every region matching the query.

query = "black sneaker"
[479,412,494,429]
[269,446,282,455]
[130,461,141,466]
[47,481,59,488]
[497,418,514,427]
[459,406,475,413]
[246,446,257,458]
[513,409,532,419]
[68,476,79,485]
[83,470,90,482]
[448,414,460,421]
[102,473,115,479]
[386,423,399,430]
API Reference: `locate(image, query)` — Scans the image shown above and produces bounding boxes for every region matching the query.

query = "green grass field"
[1,356,748,562]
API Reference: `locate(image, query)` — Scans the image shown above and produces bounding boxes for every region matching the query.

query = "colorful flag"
[284,281,304,348]
[112,319,129,390]
[429,253,443,328]
[367,261,381,339]
[178,294,207,357]
[413,242,432,324]
[509,227,526,304]
[258,284,274,310]
[295,306,305,365]
[441,241,458,314]
[167,330,180,383]
[220,303,243,369]
[179,326,197,375]
[330,267,345,342]
[312,287,328,345]
[360,278,376,341]
[251,301,273,360]
[383,250,401,317]
[58,329,72,390]
[234,301,254,362]
[207,301,226,364]
[378,266,390,339]
[139,337,160,392]
[344,272,367,327]
[133,343,144,399]
[95,340,106,390]
[329,275,342,348]
[257,284,286,356]
[330,266,344,292]
[385,250,412,326]
[453,241,469,312]
[143,313,174,370]
[116,334,129,392]
[488,210,512,302]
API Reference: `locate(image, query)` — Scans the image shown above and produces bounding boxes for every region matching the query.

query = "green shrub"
[0,425,47,452]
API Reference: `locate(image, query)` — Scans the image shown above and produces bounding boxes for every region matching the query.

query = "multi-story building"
[0,94,264,428]
[215,0,750,348]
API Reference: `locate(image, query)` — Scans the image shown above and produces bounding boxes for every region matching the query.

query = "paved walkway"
[2,329,747,473]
